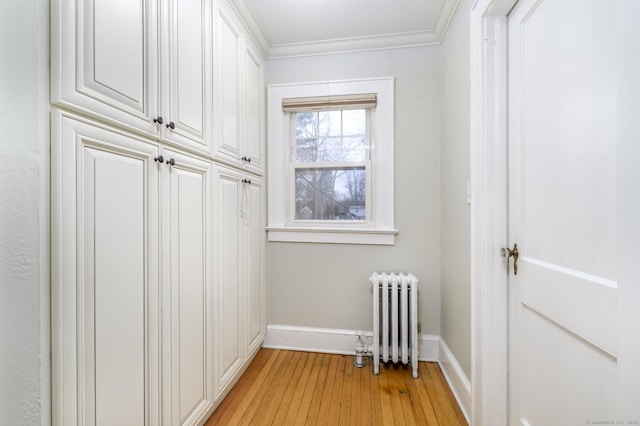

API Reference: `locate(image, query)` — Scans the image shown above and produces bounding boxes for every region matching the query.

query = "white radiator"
[370,272,419,378]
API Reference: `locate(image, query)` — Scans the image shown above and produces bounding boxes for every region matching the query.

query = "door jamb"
[469,0,516,424]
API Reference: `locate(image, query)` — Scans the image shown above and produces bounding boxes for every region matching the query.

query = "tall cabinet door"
[161,149,213,425]
[52,0,159,135]
[212,165,244,397]
[242,44,265,175]
[244,176,265,357]
[213,4,242,166]
[51,111,161,426]
[160,0,212,153]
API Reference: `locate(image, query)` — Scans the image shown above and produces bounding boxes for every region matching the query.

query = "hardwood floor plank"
[338,354,353,425]
[270,350,311,425]
[205,349,467,426]
[312,353,341,426]
[250,350,301,425]
[301,353,330,425]
[326,355,347,426]
[367,364,385,426]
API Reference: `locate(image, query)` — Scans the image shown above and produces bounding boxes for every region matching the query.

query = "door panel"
[215,7,242,161]
[92,0,144,106]
[89,148,146,426]
[213,166,243,395]
[163,0,211,152]
[52,112,160,426]
[243,46,265,173]
[245,178,265,354]
[508,0,618,423]
[164,149,213,425]
[55,0,158,134]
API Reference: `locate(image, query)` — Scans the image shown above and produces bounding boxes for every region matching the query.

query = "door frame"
[469,0,517,424]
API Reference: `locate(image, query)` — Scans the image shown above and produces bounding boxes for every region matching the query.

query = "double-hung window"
[267,78,397,245]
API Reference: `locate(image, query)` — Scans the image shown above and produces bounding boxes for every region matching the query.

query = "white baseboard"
[262,324,470,422]
[262,324,439,361]
[438,339,471,424]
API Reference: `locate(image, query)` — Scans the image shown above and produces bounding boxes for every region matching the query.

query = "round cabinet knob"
[166,121,175,130]
[166,158,176,166]
[154,155,165,163]
[153,117,164,125]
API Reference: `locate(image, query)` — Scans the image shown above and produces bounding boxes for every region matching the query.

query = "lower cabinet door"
[244,176,266,357]
[52,111,161,426]
[162,148,214,425]
[212,165,244,396]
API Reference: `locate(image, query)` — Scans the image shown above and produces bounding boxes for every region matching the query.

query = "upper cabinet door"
[52,0,159,135]
[214,4,242,166]
[243,43,265,174]
[160,0,213,153]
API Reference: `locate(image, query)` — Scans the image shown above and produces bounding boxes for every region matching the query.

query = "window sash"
[289,110,372,224]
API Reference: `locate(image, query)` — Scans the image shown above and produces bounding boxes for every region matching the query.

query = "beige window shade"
[282,93,377,112]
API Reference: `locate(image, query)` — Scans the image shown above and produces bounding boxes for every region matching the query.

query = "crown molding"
[233,0,461,59]
[266,30,441,59]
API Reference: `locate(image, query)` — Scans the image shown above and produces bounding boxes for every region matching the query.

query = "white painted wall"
[265,46,441,335]
[0,0,48,424]
[440,0,473,378]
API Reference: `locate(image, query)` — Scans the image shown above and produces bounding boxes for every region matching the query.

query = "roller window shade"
[282,93,377,112]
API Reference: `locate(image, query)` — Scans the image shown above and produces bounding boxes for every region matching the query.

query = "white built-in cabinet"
[51,0,266,424]
[213,165,265,398]
[52,0,213,154]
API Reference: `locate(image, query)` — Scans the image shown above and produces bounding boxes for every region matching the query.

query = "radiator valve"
[354,333,366,368]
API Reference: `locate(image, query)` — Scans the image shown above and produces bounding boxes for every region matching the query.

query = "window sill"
[266,227,398,245]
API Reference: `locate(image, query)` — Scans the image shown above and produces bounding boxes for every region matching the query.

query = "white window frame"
[267,77,397,245]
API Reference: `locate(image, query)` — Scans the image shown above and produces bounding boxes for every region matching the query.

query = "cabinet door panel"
[89,147,146,426]
[164,149,213,425]
[243,46,265,174]
[213,166,243,394]
[53,0,158,135]
[93,0,144,106]
[52,112,160,426]
[163,0,211,152]
[246,178,265,354]
[214,7,241,162]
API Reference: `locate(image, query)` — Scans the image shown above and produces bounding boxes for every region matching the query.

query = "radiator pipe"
[353,334,366,367]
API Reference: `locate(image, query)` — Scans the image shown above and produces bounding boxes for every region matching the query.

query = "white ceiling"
[232,0,460,58]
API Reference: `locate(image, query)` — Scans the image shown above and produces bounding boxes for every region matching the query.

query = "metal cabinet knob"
[166,121,175,130]
[154,155,165,163]
[166,158,176,166]
[153,117,164,125]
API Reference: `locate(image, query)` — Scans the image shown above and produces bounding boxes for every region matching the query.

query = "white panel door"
[52,0,159,135]
[213,165,244,396]
[242,44,265,174]
[161,0,212,153]
[244,176,265,356]
[162,149,213,425]
[214,5,242,165]
[508,0,618,424]
[52,112,160,426]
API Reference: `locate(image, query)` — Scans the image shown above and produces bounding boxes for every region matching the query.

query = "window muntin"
[291,109,370,222]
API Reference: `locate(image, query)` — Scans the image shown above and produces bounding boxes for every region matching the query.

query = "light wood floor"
[205,349,467,425]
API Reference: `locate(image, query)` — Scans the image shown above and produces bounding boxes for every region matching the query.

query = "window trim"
[267,77,397,245]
